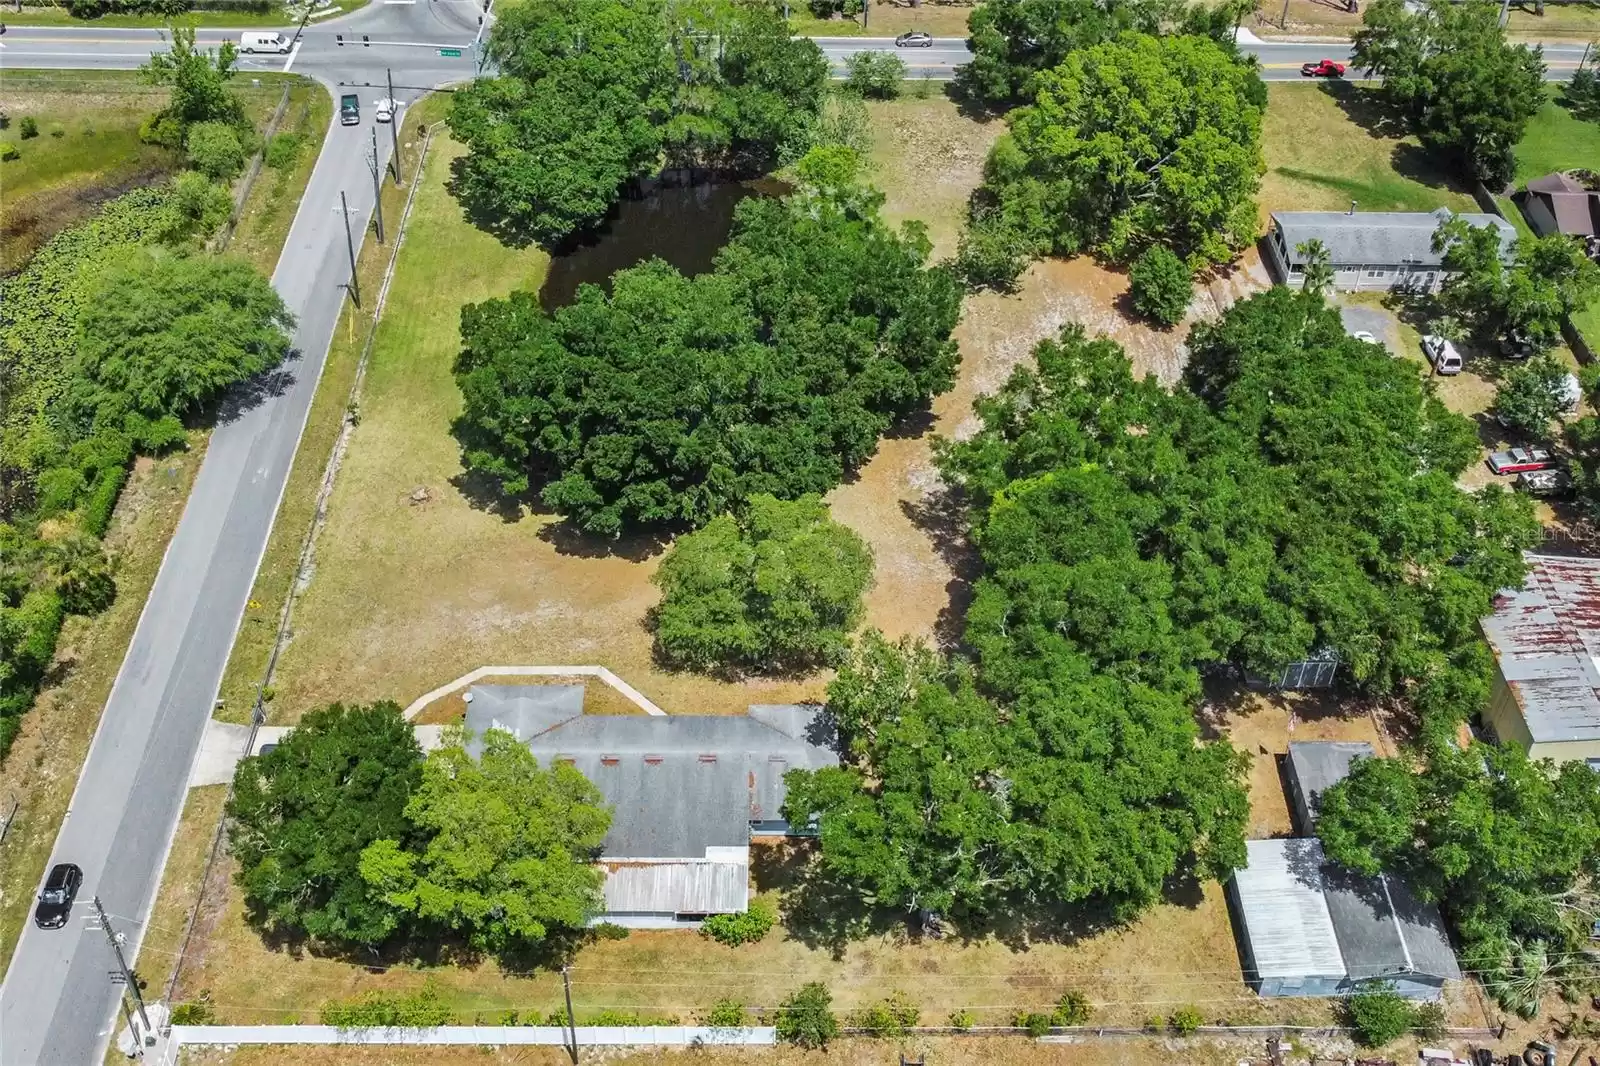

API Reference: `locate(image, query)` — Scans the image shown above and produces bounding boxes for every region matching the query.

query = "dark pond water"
[538,175,790,312]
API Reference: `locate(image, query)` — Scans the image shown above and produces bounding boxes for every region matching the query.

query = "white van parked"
[239,31,292,54]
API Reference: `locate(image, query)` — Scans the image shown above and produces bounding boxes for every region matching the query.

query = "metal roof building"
[1482,553,1600,765]
[1265,208,1515,295]
[465,686,838,926]
[1286,741,1375,835]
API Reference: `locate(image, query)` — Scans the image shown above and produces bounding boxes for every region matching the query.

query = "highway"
[0,11,1588,1065]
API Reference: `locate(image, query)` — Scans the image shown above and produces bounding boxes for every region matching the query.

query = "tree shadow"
[446,466,545,524]
[942,77,1006,124]
[1318,79,1411,141]
[537,520,672,562]
[446,155,540,251]
[1389,142,1475,199]
[899,485,980,653]
[211,363,297,426]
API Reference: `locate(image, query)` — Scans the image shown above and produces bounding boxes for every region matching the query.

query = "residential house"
[1265,207,1516,294]
[1520,172,1600,255]
[464,685,838,927]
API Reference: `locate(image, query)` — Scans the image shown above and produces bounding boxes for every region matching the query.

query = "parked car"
[895,30,934,47]
[374,97,396,124]
[34,863,83,930]
[1486,447,1556,475]
[1300,59,1346,77]
[340,93,360,126]
[239,31,292,54]
[1516,468,1573,497]
[1423,334,1462,375]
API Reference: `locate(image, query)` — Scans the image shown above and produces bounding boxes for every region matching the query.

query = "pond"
[538,175,790,311]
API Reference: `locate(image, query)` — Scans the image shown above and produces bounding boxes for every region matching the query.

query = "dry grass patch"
[864,94,1001,258]
[137,785,229,997]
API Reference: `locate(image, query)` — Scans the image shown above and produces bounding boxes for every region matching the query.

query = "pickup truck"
[340,94,360,126]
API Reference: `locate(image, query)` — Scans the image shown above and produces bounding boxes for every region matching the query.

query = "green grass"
[1260,84,1477,217]
[0,1,367,27]
[1514,86,1600,184]
[1495,194,1538,241]
[1575,300,1600,355]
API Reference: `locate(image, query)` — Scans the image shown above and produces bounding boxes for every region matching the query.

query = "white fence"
[172,1024,777,1046]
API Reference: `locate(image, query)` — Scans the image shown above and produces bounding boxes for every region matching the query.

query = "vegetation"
[1127,245,1193,325]
[1566,367,1600,520]
[1434,215,1600,355]
[698,896,777,946]
[651,494,872,673]
[704,999,749,1027]
[976,33,1264,275]
[226,702,423,947]
[851,991,919,1036]
[1493,355,1573,439]
[358,729,612,954]
[1169,1005,1204,1035]
[845,51,905,99]
[1320,744,1600,1016]
[1516,87,1600,183]
[1052,990,1092,1026]
[1352,0,1545,183]
[321,984,454,1029]
[452,158,961,537]
[184,120,245,179]
[448,0,828,246]
[138,25,250,150]
[775,982,840,1048]
[1343,983,1423,1046]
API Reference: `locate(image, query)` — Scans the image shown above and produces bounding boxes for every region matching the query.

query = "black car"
[895,30,934,47]
[34,863,83,930]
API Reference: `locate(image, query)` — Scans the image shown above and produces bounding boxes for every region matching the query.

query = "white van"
[239,31,292,54]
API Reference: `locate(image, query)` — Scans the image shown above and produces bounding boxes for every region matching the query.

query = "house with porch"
[1265,207,1516,294]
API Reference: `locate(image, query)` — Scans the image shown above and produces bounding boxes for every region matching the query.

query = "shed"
[1227,838,1348,998]
[1522,172,1600,240]
[1286,741,1375,835]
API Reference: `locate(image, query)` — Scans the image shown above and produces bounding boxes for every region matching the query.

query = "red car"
[1301,59,1346,77]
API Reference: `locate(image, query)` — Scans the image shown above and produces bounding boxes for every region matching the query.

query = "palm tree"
[1296,238,1334,298]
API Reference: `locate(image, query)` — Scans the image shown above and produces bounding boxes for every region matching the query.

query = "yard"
[1251,0,1600,39]
[1514,87,1600,185]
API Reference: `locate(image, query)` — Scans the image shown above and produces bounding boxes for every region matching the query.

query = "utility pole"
[1280,0,1290,30]
[561,965,578,1065]
[369,127,385,244]
[339,191,361,308]
[386,68,403,186]
[861,0,868,31]
[93,896,152,1041]
[1498,0,1511,28]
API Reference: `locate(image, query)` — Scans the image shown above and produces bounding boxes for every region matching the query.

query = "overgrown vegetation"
[1127,245,1193,325]
[1433,214,1600,355]
[321,984,454,1029]
[1342,983,1444,1046]
[775,982,839,1048]
[1493,355,1575,439]
[452,151,961,537]
[699,896,777,946]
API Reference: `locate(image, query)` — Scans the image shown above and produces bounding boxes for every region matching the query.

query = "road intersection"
[0,10,1589,1065]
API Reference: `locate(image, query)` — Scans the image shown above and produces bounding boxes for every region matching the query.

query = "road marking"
[282,39,301,72]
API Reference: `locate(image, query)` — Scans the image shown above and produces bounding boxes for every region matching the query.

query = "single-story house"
[1228,838,1461,1000]
[1520,173,1600,251]
[1265,207,1516,294]
[1482,553,1600,767]
[1286,741,1375,836]
[464,685,838,927]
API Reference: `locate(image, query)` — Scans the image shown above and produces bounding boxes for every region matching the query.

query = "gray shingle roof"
[1526,173,1600,237]
[464,689,838,860]
[1273,209,1515,268]
[1288,741,1375,834]
[1322,864,1462,983]
[1481,553,1600,744]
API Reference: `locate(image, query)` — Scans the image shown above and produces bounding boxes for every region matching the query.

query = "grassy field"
[1514,87,1600,184]
[1252,0,1600,39]
[1259,83,1477,220]
[1,1,367,26]
[0,75,330,980]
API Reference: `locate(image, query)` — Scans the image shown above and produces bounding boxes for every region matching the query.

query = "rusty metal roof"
[1481,554,1600,743]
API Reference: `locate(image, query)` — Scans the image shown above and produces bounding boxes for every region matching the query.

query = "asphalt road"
[0,12,1588,1065]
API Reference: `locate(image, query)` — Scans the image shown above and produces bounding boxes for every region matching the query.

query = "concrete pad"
[187,721,290,788]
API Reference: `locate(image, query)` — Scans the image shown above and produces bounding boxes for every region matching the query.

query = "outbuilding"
[1286,741,1375,835]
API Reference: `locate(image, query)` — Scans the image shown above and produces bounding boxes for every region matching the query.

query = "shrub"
[705,999,749,1027]
[1017,1011,1053,1037]
[1412,1000,1447,1041]
[845,50,906,99]
[949,1008,975,1031]
[587,1009,677,1025]
[20,117,39,140]
[0,113,9,129]
[49,125,65,139]
[1170,1005,1204,1035]
[265,131,303,170]
[776,982,839,1048]
[168,170,233,239]
[186,121,245,180]
[1,143,19,162]
[852,991,918,1037]
[957,209,1033,293]
[140,113,183,149]
[321,985,453,1029]
[1052,989,1091,1027]
[169,999,215,1025]
[1343,983,1414,1047]
[1145,1014,1166,1031]
[699,896,777,946]
[589,921,629,941]
[1128,246,1194,326]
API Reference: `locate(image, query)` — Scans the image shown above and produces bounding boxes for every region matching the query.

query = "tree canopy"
[226,702,423,947]
[1320,743,1600,1016]
[139,25,249,148]
[452,169,961,537]
[358,729,612,953]
[977,32,1265,269]
[1434,216,1600,356]
[448,0,828,246]
[1352,0,1545,182]
[652,493,873,673]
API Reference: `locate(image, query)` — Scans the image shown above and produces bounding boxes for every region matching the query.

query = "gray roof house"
[1521,172,1600,242]
[1265,208,1516,295]
[464,685,838,927]
[1286,741,1375,836]
[1227,838,1461,1000]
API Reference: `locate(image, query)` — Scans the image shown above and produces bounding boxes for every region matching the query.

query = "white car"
[374,98,397,123]
[1422,334,1462,375]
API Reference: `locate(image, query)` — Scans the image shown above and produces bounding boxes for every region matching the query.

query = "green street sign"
[439,47,462,57]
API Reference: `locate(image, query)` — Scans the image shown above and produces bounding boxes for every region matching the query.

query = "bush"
[169,998,215,1025]
[140,113,183,149]
[586,1009,677,1025]
[957,208,1033,293]
[1145,1014,1166,1031]
[1052,989,1092,1027]
[852,991,918,1037]
[168,170,233,239]
[1,143,19,162]
[775,982,839,1048]
[705,999,749,1027]
[1343,984,1414,1047]
[321,985,453,1029]
[50,125,65,139]
[1412,999,1446,1041]
[699,897,777,946]
[845,50,906,99]
[185,121,245,180]
[589,921,629,941]
[20,117,39,140]
[949,1008,975,1031]
[264,131,303,170]
[1128,246,1194,326]
[1170,1005,1204,1035]
[1017,1011,1053,1037]
[1494,354,1573,439]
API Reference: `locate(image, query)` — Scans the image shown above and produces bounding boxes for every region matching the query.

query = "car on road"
[240,31,292,55]
[1486,447,1556,475]
[1516,468,1573,498]
[895,31,934,47]
[1301,59,1346,77]
[375,97,396,123]
[1423,333,1462,375]
[340,94,360,126]
[34,863,82,930]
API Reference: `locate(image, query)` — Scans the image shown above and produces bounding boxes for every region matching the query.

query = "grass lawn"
[1514,87,1600,184]
[1254,0,1600,38]
[1,1,367,27]
[1259,83,1477,220]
